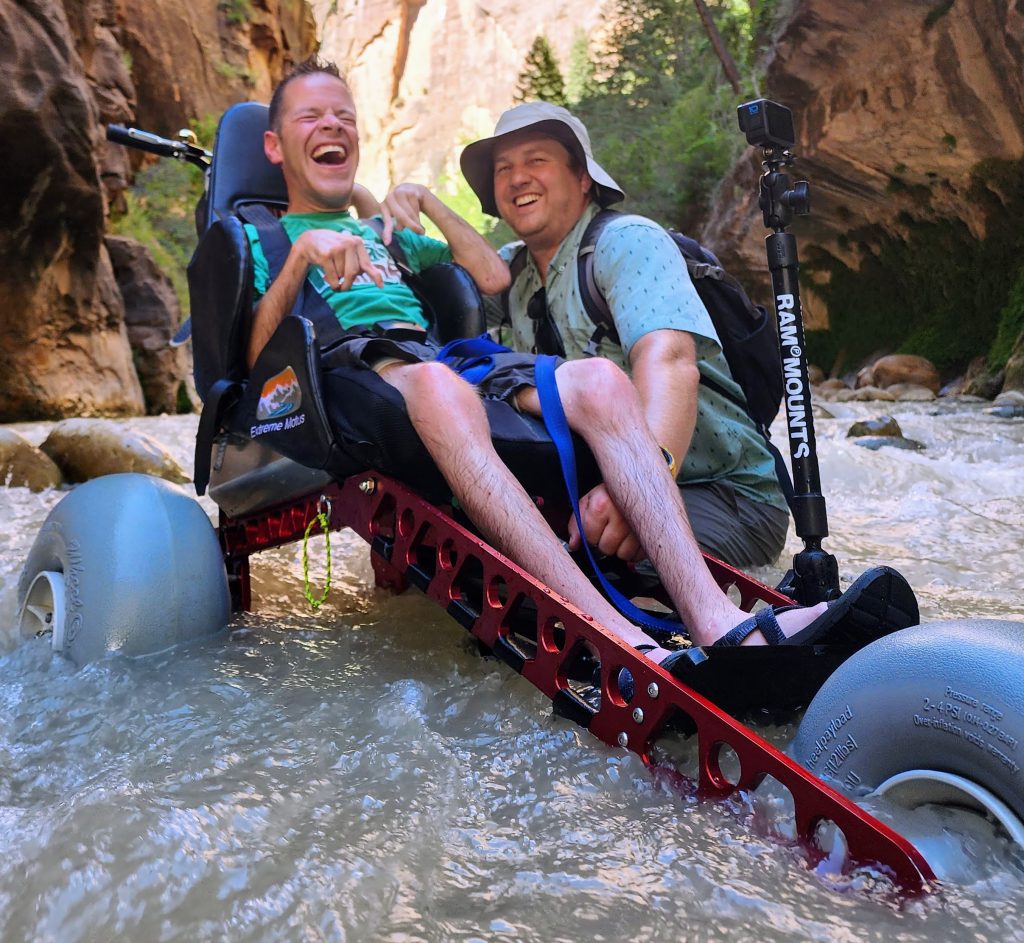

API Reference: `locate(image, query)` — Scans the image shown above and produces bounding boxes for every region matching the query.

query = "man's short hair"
[268,55,350,133]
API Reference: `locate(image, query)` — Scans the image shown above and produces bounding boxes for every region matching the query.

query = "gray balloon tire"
[17,473,231,665]
[791,618,1024,823]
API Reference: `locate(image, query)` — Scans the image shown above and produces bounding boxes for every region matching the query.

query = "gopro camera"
[737,99,795,149]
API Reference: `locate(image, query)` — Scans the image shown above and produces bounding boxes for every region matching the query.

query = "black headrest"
[204,102,288,231]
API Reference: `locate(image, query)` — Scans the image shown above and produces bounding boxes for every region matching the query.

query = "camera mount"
[737,99,839,605]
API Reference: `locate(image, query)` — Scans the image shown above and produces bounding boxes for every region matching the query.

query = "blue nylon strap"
[435,333,512,385]
[533,355,683,634]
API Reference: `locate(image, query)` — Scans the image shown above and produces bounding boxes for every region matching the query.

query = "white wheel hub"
[873,768,1024,880]
[18,570,66,653]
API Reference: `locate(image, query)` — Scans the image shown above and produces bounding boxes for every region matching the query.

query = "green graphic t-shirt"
[245,211,452,331]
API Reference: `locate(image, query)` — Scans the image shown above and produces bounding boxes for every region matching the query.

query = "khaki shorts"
[680,479,789,569]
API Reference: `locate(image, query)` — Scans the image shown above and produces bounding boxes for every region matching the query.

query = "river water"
[0,400,1022,942]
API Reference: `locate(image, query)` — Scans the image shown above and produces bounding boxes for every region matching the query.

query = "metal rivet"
[358,479,376,494]
[617,732,629,748]
[647,682,660,699]
[632,707,644,724]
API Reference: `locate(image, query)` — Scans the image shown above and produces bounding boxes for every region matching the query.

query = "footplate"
[218,471,935,893]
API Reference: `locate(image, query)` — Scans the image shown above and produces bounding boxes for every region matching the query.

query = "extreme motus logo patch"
[257,366,301,420]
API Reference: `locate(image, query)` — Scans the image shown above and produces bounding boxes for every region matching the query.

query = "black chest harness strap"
[238,204,351,351]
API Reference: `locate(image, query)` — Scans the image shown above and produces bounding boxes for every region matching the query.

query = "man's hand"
[375,182,509,294]
[296,227,383,291]
[247,226,383,369]
[567,483,645,562]
[379,182,431,245]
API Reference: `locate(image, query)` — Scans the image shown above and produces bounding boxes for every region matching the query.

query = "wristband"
[659,446,678,479]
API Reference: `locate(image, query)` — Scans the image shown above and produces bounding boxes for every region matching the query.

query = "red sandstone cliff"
[0,0,314,420]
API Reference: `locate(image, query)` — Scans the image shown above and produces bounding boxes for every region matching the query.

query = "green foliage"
[515,36,568,106]
[572,0,764,228]
[566,30,596,105]
[804,158,1024,378]
[989,265,1024,369]
[215,61,254,86]
[176,381,193,414]
[219,0,251,27]
[109,120,213,313]
[426,171,516,249]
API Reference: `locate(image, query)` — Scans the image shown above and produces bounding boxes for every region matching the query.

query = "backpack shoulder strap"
[237,203,346,349]
[496,243,528,332]
[238,204,292,278]
[576,208,622,353]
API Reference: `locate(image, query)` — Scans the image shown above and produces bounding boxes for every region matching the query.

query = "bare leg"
[378,361,666,650]
[517,359,825,650]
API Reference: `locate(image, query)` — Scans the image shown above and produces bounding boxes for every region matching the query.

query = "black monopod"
[738,99,841,605]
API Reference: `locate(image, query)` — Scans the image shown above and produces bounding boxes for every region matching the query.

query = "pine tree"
[514,36,568,106]
[566,29,596,104]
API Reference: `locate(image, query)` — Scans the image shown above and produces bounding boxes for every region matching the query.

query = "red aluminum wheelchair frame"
[218,470,935,893]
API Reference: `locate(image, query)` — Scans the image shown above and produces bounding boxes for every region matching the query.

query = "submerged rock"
[987,404,1024,418]
[834,386,896,402]
[987,391,1024,417]
[0,429,63,491]
[847,416,903,438]
[887,383,936,402]
[853,436,926,452]
[40,419,188,484]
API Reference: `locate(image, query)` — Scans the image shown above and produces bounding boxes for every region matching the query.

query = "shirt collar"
[523,201,603,288]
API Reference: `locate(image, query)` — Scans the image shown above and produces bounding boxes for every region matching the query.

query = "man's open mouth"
[312,143,348,165]
[514,194,540,207]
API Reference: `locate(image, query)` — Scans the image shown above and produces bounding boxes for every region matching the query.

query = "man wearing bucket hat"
[461,102,790,569]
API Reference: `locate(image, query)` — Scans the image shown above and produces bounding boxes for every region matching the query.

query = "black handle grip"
[106,124,184,158]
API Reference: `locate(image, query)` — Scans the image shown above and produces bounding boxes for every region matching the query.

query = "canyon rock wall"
[700,0,1024,329]
[314,0,609,196]
[0,0,314,420]
[0,0,143,419]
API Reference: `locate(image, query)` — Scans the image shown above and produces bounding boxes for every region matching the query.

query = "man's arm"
[246,228,382,369]
[628,328,701,471]
[379,183,510,295]
[350,182,383,219]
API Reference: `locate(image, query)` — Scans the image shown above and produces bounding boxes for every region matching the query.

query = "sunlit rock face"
[116,0,316,137]
[0,0,143,419]
[0,0,316,420]
[701,0,1024,321]
[313,0,610,196]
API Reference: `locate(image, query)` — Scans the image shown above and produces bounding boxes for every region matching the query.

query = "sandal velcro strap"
[715,606,786,647]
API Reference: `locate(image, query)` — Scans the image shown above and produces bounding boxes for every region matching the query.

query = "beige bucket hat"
[460,101,625,218]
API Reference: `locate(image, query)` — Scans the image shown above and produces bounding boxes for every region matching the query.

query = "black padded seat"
[204,102,289,231]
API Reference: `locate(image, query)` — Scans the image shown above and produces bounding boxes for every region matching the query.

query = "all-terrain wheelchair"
[26,99,1022,889]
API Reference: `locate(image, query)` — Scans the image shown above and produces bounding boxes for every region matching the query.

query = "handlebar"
[106,124,211,170]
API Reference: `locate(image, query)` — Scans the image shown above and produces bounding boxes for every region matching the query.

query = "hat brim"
[460,118,624,218]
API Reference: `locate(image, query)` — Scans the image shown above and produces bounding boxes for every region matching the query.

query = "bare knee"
[556,358,638,428]
[389,361,482,420]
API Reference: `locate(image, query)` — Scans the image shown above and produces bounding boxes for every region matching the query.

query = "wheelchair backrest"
[203,102,287,231]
